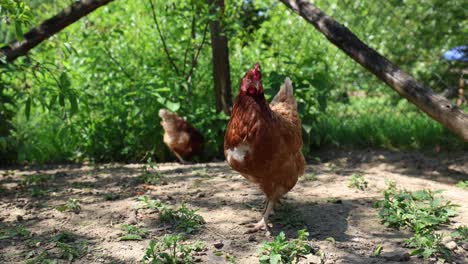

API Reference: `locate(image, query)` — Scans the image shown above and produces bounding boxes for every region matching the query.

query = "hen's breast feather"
[226,142,251,165]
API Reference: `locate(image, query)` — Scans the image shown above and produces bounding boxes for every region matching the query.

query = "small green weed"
[405,232,450,260]
[140,158,164,185]
[304,173,317,182]
[103,192,120,201]
[376,186,457,232]
[56,241,88,262]
[52,231,75,243]
[375,183,458,260]
[137,195,163,210]
[25,250,53,264]
[259,229,313,264]
[348,173,368,191]
[0,225,30,240]
[27,186,49,197]
[138,196,205,233]
[159,202,205,233]
[142,234,205,264]
[372,244,383,257]
[451,225,468,243]
[455,180,468,189]
[21,174,52,187]
[56,198,81,214]
[324,237,335,245]
[120,224,148,241]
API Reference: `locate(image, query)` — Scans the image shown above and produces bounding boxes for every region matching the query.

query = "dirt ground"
[1,148,467,264]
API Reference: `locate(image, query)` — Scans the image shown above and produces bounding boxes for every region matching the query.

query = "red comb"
[253,63,261,73]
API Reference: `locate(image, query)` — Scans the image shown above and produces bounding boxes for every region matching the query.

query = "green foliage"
[56,198,81,214]
[138,195,164,210]
[140,158,165,184]
[405,232,450,260]
[372,244,383,257]
[103,192,119,201]
[159,202,205,234]
[377,185,458,232]
[375,183,458,259]
[303,173,317,182]
[51,231,75,243]
[142,234,205,264]
[0,0,31,42]
[1,0,466,163]
[20,173,53,197]
[56,241,88,262]
[138,196,205,233]
[120,224,148,241]
[21,173,52,186]
[258,229,312,264]
[347,173,368,191]
[455,180,468,189]
[0,225,30,239]
[451,226,468,243]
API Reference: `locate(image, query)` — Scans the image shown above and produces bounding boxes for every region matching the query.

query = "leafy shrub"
[456,180,468,189]
[375,183,458,260]
[0,225,30,240]
[259,229,312,264]
[142,234,205,264]
[56,198,81,214]
[138,196,205,233]
[348,173,368,191]
[120,224,148,241]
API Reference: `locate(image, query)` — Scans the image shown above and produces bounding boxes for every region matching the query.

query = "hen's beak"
[254,80,261,90]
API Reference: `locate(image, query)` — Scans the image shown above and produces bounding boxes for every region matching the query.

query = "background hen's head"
[240,63,263,96]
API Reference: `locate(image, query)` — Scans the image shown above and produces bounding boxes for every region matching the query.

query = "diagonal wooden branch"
[279,0,468,141]
[148,0,180,75]
[0,0,114,63]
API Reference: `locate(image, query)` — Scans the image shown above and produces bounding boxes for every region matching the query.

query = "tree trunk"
[208,0,232,115]
[1,0,115,63]
[279,0,468,141]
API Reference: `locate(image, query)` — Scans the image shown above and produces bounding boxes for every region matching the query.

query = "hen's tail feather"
[271,77,295,105]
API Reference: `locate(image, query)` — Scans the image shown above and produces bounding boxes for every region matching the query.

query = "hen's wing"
[270,78,302,153]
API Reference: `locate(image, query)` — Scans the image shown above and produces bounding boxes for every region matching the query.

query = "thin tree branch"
[148,0,180,75]
[0,0,114,64]
[182,4,197,74]
[186,22,209,81]
[279,0,468,141]
[101,45,134,81]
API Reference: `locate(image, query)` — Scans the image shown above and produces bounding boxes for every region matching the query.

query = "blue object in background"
[442,46,468,62]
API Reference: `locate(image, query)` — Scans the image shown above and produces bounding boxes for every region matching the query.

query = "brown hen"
[159,109,204,163]
[224,63,305,233]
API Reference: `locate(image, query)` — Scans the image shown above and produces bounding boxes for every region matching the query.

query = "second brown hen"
[159,109,204,163]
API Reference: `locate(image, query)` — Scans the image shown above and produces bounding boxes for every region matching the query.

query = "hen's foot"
[244,219,271,236]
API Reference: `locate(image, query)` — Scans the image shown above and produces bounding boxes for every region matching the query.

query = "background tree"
[208,0,232,115]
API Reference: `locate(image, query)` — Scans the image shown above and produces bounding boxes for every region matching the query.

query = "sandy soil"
[1,148,467,263]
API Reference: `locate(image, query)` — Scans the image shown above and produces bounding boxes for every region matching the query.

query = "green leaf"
[120,234,143,241]
[269,253,281,264]
[25,97,31,120]
[59,72,71,89]
[165,101,180,112]
[372,245,383,256]
[15,21,23,40]
[69,94,78,115]
[59,94,65,107]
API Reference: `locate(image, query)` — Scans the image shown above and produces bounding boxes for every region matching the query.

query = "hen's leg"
[246,199,274,234]
[173,151,187,164]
